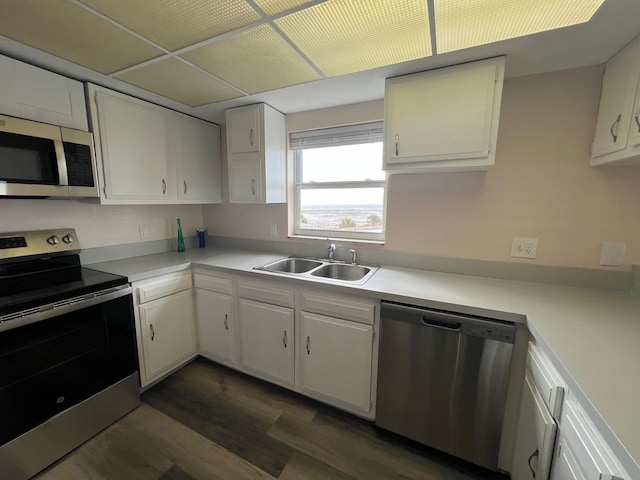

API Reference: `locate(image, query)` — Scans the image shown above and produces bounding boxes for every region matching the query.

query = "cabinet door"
[238,298,294,384]
[139,289,196,383]
[227,105,261,154]
[301,312,373,412]
[173,115,221,203]
[229,156,262,203]
[195,289,234,363]
[385,59,499,165]
[627,82,640,148]
[95,91,171,201]
[511,374,557,480]
[591,49,639,158]
[14,60,88,131]
[550,440,586,480]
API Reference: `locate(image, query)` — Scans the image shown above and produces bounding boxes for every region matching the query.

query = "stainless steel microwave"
[0,114,99,198]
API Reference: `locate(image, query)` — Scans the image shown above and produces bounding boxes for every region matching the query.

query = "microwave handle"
[54,138,69,186]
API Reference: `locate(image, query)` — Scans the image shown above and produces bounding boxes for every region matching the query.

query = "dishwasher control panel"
[462,324,515,343]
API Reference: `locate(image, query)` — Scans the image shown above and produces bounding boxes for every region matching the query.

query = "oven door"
[0,286,140,479]
[0,114,69,197]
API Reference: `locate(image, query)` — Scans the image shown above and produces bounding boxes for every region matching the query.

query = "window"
[291,121,386,242]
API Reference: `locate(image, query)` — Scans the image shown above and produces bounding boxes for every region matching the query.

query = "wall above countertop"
[204,65,640,271]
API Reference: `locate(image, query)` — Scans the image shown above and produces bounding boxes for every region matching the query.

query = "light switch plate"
[600,242,625,266]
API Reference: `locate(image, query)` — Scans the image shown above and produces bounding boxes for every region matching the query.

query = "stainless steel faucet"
[349,249,357,265]
[327,242,336,262]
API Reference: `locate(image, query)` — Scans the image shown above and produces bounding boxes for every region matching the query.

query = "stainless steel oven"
[0,115,99,198]
[0,229,139,479]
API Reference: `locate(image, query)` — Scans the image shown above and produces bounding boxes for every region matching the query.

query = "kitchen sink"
[258,257,323,273]
[254,257,379,284]
[310,263,372,282]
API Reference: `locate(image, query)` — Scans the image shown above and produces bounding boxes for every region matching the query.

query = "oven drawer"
[136,272,192,304]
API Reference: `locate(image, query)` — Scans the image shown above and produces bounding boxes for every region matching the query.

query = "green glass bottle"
[176,218,185,252]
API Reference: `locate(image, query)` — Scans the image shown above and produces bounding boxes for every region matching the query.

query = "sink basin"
[310,263,373,282]
[257,257,323,273]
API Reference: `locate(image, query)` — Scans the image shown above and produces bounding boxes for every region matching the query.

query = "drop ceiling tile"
[435,0,606,53]
[182,24,322,94]
[274,0,432,77]
[79,0,262,51]
[0,0,162,74]
[253,0,317,16]
[115,58,242,106]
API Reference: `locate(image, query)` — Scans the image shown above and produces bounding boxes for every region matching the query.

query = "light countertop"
[89,247,640,477]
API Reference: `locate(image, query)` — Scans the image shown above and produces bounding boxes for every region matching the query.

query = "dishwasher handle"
[421,316,461,330]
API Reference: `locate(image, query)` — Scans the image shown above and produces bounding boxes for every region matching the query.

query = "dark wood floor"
[36,358,509,480]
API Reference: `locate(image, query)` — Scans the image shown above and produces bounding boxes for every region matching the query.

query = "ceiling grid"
[0,0,610,110]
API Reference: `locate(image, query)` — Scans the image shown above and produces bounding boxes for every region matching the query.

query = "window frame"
[291,122,387,242]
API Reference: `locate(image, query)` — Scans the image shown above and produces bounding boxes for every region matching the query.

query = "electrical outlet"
[139,225,149,240]
[511,237,538,259]
[269,223,277,237]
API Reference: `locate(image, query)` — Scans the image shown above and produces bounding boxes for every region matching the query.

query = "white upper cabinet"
[226,103,286,204]
[171,114,222,203]
[591,35,640,166]
[383,56,505,172]
[88,84,221,204]
[0,53,88,131]
[227,105,261,154]
[93,89,172,202]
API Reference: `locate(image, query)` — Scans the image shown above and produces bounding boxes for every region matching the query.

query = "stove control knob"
[62,234,75,245]
[46,235,60,246]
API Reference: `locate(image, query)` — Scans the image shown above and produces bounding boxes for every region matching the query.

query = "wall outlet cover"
[511,237,538,259]
[600,242,625,266]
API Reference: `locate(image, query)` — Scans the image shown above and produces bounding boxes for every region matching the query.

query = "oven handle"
[0,285,132,333]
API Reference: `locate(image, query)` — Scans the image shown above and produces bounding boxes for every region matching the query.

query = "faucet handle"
[349,249,357,265]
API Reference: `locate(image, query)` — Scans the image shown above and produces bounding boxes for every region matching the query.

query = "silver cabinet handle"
[610,114,621,143]
[306,336,310,355]
[223,313,229,331]
[150,324,155,341]
[162,179,166,195]
[283,330,287,348]
[635,110,640,133]
[249,128,254,146]
[251,178,256,196]
[184,179,187,195]
[528,448,539,478]
[395,134,399,156]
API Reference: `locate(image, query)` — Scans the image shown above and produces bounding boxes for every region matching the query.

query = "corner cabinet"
[87,84,222,204]
[133,272,197,388]
[591,34,640,166]
[383,56,505,172]
[226,103,286,203]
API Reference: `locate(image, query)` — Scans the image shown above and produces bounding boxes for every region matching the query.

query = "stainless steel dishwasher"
[375,301,516,471]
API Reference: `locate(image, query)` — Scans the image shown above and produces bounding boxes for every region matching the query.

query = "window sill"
[288,234,385,246]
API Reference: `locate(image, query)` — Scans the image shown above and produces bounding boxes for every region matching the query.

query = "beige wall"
[0,200,203,249]
[204,65,640,270]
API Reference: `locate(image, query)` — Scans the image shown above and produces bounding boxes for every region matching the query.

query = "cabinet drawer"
[137,272,192,304]
[560,401,625,480]
[238,281,294,308]
[527,342,565,420]
[301,291,375,324]
[194,272,233,294]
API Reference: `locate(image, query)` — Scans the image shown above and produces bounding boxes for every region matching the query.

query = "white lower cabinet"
[301,312,373,412]
[238,298,294,385]
[196,289,234,364]
[511,373,557,480]
[133,272,197,388]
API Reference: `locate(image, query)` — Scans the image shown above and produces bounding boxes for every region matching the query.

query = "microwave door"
[61,128,99,198]
[0,115,69,197]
